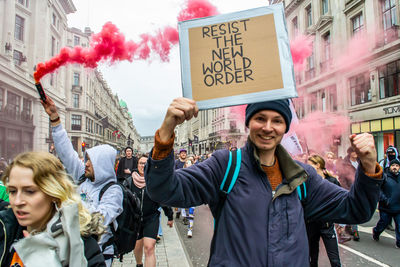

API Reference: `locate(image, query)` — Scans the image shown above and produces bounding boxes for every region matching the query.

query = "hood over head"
[386,146,399,161]
[86,144,117,185]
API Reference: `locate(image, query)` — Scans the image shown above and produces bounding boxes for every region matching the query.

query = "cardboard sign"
[179,3,297,109]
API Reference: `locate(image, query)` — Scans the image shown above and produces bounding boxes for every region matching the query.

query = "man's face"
[84,154,95,181]
[350,152,358,160]
[125,148,133,158]
[179,151,187,160]
[390,163,399,175]
[248,110,286,153]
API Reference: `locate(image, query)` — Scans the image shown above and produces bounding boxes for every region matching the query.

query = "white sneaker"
[187,230,192,238]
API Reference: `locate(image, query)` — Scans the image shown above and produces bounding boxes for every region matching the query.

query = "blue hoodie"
[380,146,399,172]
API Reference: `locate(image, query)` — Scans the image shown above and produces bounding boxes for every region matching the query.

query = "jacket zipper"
[0,218,7,265]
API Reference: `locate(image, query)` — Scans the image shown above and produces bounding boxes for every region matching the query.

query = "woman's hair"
[308,154,334,178]
[2,151,105,237]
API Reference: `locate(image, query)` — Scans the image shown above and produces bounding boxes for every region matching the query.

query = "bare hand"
[159,98,199,142]
[40,95,58,119]
[167,220,173,228]
[349,133,377,174]
[124,169,131,174]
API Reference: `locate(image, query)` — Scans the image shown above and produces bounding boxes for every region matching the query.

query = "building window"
[74,36,80,46]
[328,85,337,111]
[52,13,57,26]
[310,92,317,111]
[381,0,398,43]
[321,92,326,112]
[13,50,23,66]
[349,73,371,106]
[321,32,331,72]
[306,5,312,27]
[379,59,400,99]
[305,42,315,81]
[15,15,25,41]
[7,92,21,114]
[352,13,364,35]
[292,16,298,37]
[71,115,82,130]
[22,98,31,115]
[0,88,4,111]
[17,0,28,7]
[73,72,80,86]
[322,0,329,15]
[73,94,79,108]
[51,36,56,57]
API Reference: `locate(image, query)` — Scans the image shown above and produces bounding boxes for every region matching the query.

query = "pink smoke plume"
[290,34,314,71]
[292,111,350,155]
[34,0,219,82]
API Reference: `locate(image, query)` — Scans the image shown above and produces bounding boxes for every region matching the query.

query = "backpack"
[214,148,307,225]
[99,181,142,261]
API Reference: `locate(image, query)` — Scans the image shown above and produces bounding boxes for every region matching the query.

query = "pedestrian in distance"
[0,151,106,266]
[174,149,187,220]
[307,154,344,267]
[116,147,138,183]
[380,146,399,174]
[373,158,400,248]
[40,96,123,267]
[123,155,174,267]
[144,97,383,266]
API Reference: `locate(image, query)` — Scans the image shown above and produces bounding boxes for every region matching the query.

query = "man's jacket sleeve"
[145,150,228,208]
[304,164,383,224]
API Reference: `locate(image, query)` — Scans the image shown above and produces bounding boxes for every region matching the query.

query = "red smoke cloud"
[34,0,219,82]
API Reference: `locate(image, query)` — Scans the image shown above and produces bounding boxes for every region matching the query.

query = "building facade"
[0,0,140,161]
[270,0,400,159]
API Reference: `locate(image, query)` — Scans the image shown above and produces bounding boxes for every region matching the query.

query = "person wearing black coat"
[307,155,343,267]
[373,158,400,248]
[116,147,138,183]
[123,155,173,267]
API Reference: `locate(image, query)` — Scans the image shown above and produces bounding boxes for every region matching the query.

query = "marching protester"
[380,146,399,174]
[40,97,123,267]
[174,149,187,219]
[307,154,343,267]
[373,158,400,248]
[183,159,196,238]
[116,146,138,183]
[0,151,106,266]
[144,97,382,266]
[123,155,173,267]
[338,146,361,241]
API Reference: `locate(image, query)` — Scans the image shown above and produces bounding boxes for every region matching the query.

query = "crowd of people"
[0,96,398,267]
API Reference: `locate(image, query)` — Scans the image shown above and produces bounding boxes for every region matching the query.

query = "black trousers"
[306,221,341,267]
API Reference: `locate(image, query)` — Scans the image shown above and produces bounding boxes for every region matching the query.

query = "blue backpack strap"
[296,182,307,203]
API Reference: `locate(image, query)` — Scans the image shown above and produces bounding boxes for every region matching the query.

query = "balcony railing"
[72,85,83,92]
[0,107,33,123]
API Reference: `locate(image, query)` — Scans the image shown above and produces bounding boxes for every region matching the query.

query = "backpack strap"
[209,149,241,265]
[296,181,307,204]
[99,181,119,252]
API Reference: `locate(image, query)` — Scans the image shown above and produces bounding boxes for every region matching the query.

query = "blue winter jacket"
[379,171,400,213]
[145,142,382,266]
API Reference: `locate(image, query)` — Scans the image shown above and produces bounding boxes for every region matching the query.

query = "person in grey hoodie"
[41,96,123,267]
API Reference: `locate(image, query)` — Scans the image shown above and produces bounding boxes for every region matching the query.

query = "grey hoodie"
[52,124,123,255]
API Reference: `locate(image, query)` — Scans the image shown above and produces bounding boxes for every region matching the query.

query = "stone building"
[270,0,400,159]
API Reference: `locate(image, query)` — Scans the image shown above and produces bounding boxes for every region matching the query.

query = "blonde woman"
[0,151,106,267]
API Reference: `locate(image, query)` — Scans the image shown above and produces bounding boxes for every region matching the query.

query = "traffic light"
[81,142,86,152]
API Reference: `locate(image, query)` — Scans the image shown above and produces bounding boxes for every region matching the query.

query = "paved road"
[176,205,400,267]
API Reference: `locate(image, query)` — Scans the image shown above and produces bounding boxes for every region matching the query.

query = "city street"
[176,205,400,267]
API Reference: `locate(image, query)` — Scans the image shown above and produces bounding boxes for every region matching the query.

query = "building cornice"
[58,0,77,15]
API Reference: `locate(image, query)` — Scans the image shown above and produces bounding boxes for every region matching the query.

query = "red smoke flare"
[34,0,219,82]
[290,34,314,71]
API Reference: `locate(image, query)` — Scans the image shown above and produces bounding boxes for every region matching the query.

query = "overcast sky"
[67,0,270,136]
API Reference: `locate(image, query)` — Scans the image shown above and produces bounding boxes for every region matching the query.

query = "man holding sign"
[145,97,383,266]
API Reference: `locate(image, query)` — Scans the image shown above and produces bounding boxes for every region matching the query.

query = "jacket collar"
[246,137,308,199]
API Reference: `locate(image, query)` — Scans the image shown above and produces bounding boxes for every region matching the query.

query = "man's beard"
[391,170,399,176]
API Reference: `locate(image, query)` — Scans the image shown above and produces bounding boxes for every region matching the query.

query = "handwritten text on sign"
[188,14,283,102]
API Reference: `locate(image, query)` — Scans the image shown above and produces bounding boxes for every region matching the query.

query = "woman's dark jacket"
[116,156,138,182]
[379,171,400,213]
[123,176,173,222]
[145,141,382,266]
[0,208,106,267]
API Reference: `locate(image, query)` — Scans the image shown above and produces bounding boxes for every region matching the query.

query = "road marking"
[338,244,390,267]
[358,226,395,240]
